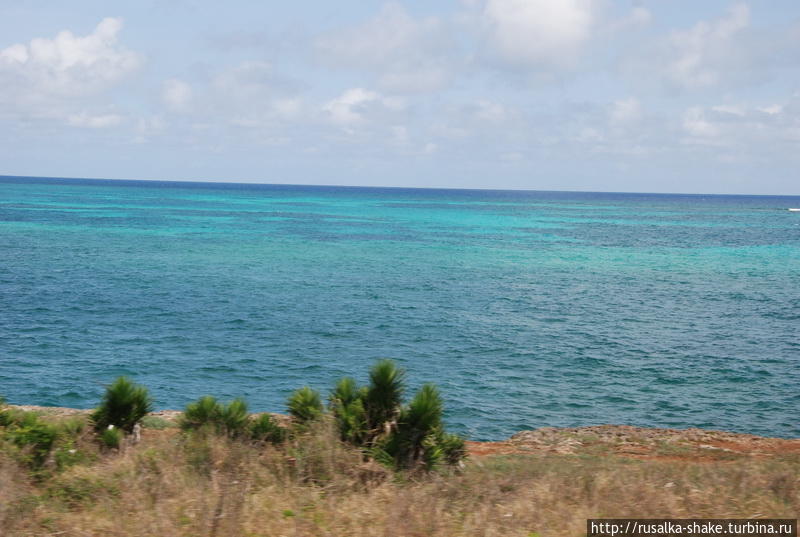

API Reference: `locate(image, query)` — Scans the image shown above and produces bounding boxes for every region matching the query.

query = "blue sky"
[1,1,799,194]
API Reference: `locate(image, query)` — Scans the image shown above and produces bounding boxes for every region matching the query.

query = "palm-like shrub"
[287,387,323,423]
[375,383,442,469]
[91,377,152,433]
[329,377,368,445]
[364,359,404,436]
[328,362,466,472]
[435,430,466,466]
[181,396,250,437]
[180,396,222,431]
[220,398,249,436]
[402,383,443,456]
[250,413,286,444]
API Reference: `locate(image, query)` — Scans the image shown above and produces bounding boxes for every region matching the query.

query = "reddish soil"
[466,425,800,462]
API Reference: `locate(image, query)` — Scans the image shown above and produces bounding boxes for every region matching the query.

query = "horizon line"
[2,173,799,198]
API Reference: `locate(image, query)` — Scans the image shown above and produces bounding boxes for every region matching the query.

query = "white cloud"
[134,115,167,143]
[271,98,303,119]
[711,104,745,116]
[627,6,652,28]
[679,98,800,149]
[211,61,279,100]
[0,17,142,99]
[683,107,720,138]
[758,104,782,115]
[607,6,652,34]
[323,88,378,124]
[610,98,642,125]
[67,112,123,128]
[664,3,749,89]
[472,100,508,122]
[481,0,594,69]
[316,3,455,93]
[323,87,404,126]
[391,125,409,144]
[162,79,192,111]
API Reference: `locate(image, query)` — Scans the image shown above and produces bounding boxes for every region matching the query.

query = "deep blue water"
[1,176,799,440]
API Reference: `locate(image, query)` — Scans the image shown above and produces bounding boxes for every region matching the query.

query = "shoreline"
[9,404,799,461]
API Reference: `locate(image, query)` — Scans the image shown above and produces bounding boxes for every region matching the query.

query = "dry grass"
[1,415,798,537]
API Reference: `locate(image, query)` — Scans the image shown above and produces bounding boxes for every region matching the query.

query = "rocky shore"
[9,405,799,462]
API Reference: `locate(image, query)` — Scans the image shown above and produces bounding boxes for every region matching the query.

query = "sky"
[1,1,799,194]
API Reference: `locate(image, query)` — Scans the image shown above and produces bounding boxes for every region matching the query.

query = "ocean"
[1,176,798,440]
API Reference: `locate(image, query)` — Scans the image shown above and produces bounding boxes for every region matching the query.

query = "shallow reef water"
[1,177,799,440]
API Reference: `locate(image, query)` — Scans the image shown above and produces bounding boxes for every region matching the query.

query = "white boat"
[789,208,800,212]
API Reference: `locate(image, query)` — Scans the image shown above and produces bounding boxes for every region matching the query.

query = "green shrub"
[364,359,404,436]
[372,383,466,471]
[53,442,90,470]
[5,412,58,469]
[0,395,11,427]
[287,387,323,423]
[181,396,251,437]
[219,398,249,437]
[100,426,123,450]
[436,430,467,466]
[250,413,285,444]
[329,377,368,445]
[181,395,222,432]
[91,377,152,433]
[326,361,466,472]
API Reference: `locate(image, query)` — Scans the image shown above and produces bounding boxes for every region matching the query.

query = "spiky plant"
[371,383,466,471]
[287,386,323,423]
[364,359,404,436]
[329,377,368,445]
[91,377,153,433]
[395,383,443,468]
[219,398,249,437]
[180,396,222,431]
[330,377,361,408]
[435,430,467,466]
[250,413,286,444]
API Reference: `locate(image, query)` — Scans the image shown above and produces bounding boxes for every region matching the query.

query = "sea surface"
[1,176,799,440]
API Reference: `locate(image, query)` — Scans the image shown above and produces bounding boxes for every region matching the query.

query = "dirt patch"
[467,425,800,462]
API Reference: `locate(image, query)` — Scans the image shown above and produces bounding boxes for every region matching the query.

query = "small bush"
[5,412,58,469]
[250,414,285,444]
[181,396,221,432]
[364,360,404,436]
[368,382,466,471]
[219,398,249,437]
[100,426,123,450]
[287,387,323,423]
[329,378,368,445]
[91,377,153,433]
[436,431,467,466]
[327,362,466,472]
[0,395,11,427]
[181,396,251,437]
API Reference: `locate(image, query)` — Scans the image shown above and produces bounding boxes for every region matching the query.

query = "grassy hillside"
[1,406,798,537]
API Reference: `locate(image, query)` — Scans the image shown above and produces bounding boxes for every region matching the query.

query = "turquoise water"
[1,176,799,440]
